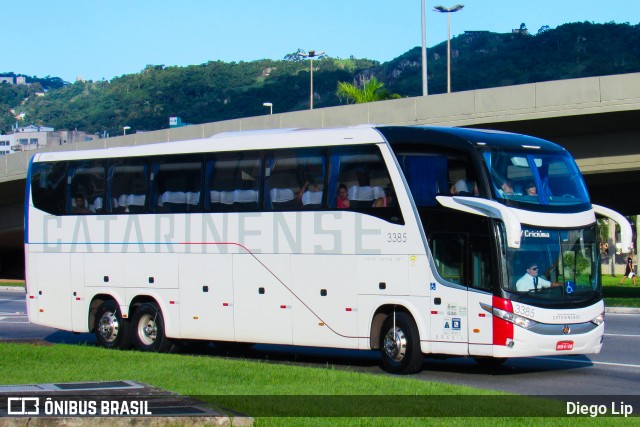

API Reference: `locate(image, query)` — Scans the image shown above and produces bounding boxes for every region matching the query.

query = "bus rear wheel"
[95,301,131,350]
[379,312,423,374]
[132,303,176,353]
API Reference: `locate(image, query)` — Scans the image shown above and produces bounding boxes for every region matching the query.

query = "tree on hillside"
[537,25,551,35]
[284,48,306,62]
[336,77,399,104]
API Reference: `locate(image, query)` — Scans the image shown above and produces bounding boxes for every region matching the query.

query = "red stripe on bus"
[492,296,514,346]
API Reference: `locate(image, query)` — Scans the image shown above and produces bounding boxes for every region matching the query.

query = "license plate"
[556,341,574,351]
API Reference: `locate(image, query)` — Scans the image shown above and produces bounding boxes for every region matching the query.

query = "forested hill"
[381,21,640,95]
[2,21,640,136]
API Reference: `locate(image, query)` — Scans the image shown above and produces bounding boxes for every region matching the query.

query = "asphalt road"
[2,288,639,396]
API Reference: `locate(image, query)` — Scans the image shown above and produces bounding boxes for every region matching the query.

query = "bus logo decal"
[522,230,551,238]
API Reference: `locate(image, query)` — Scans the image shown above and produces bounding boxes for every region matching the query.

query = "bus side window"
[31,161,67,215]
[151,156,203,213]
[328,145,402,223]
[397,155,448,206]
[448,160,480,197]
[108,158,148,214]
[66,160,106,214]
[205,152,261,212]
[430,233,465,285]
[264,148,325,211]
[468,234,494,292]
[429,230,494,290]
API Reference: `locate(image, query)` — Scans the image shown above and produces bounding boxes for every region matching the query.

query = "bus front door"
[429,281,469,355]
[467,289,494,356]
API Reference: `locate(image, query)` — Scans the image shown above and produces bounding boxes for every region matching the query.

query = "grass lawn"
[0,342,635,426]
[0,279,24,287]
[602,275,640,307]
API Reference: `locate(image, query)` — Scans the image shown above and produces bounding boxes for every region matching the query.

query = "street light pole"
[263,102,273,114]
[298,50,325,109]
[123,126,131,135]
[434,4,464,93]
[421,0,428,96]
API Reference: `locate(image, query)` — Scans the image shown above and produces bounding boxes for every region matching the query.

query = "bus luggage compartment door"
[233,254,293,345]
[29,252,73,331]
[179,254,234,341]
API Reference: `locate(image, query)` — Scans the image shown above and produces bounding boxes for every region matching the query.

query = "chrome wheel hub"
[138,314,157,345]
[98,312,119,343]
[383,326,407,362]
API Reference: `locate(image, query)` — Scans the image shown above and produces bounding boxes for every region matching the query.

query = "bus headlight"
[590,313,604,326]
[493,307,538,330]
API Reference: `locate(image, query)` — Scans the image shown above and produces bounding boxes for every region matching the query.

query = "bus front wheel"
[132,303,176,353]
[379,312,423,374]
[95,301,131,350]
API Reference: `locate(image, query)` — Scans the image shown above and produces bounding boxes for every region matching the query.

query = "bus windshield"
[504,225,600,301]
[483,150,590,210]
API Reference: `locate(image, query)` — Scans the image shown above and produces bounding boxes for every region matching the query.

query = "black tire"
[379,312,423,374]
[131,302,176,353]
[94,301,131,350]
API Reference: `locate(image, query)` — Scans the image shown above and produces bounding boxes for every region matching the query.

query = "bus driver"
[516,262,562,292]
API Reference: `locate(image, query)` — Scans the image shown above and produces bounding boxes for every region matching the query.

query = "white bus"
[24,126,631,374]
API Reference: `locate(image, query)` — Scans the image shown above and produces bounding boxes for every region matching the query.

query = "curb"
[605,306,640,314]
[0,286,25,292]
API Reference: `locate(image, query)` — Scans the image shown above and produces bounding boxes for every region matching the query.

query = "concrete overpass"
[1,72,639,266]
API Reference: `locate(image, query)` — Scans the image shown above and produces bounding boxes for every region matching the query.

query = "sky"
[3,0,640,83]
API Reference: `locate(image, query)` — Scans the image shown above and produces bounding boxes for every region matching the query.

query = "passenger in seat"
[373,186,396,207]
[72,194,89,214]
[525,182,537,196]
[450,180,469,196]
[336,183,350,209]
[296,176,320,200]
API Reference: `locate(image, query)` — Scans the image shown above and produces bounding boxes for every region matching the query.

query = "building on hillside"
[10,124,97,153]
[169,116,191,128]
[0,76,27,85]
[17,124,54,133]
[0,134,14,156]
